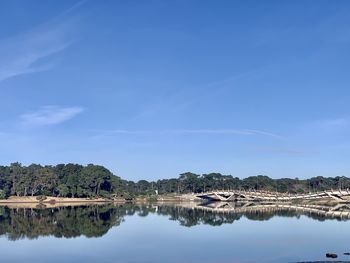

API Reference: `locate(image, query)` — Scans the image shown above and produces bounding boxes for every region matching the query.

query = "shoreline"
[0,194,343,208]
[0,195,187,209]
[0,195,185,205]
[0,196,116,203]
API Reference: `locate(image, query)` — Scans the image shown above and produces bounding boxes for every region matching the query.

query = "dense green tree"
[179,172,201,193]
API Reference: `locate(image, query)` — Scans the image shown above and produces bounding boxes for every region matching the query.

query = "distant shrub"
[99,190,110,198]
[147,195,158,202]
[123,192,134,201]
[36,195,47,201]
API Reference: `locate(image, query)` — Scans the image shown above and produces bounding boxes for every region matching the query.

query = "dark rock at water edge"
[326,253,338,258]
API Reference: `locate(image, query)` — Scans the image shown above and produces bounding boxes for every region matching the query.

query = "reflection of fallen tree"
[172,202,350,220]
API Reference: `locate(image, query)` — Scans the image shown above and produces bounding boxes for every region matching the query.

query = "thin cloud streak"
[20,106,84,127]
[316,118,350,127]
[92,129,284,139]
[0,3,82,82]
[128,70,263,123]
[303,117,350,135]
[254,147,304,155]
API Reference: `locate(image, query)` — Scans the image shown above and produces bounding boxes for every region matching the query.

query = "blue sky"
[1,0,350,180]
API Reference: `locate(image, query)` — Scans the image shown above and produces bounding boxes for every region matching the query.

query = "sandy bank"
[0,196,119,204]
[0,195,183,209]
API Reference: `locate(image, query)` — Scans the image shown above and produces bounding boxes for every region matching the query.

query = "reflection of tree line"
[0,203,349,240]
[156,205,242,227]
[174,202,350,223]
[0,205,126,240]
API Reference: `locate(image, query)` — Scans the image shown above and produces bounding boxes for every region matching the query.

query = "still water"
[0,202,350,263]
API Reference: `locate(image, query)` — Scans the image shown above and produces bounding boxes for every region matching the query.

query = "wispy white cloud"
[92,128,283,139]
[315,118,349,127]
[127,69,264,124]
[20,106,84,127]
[0,3,82,82]
[166,129,283,139]
[304,117,350,134]
[254,147,304,155]
[241,129,284,139]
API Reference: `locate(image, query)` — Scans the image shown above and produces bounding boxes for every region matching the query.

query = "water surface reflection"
[1,202,350,263]
[1,202,350,240]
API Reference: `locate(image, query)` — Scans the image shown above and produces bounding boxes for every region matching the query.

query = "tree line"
[0,163,350,199]
[0,163,128,199]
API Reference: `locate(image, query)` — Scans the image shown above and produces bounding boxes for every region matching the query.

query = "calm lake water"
[0,202,350,263]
